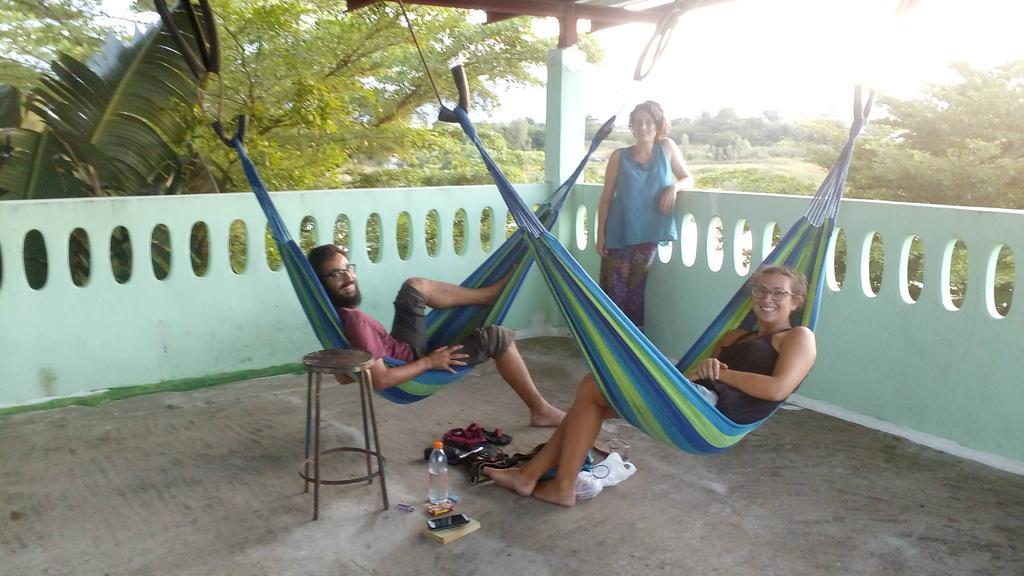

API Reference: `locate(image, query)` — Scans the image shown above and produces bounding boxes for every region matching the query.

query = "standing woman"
[597,101,693,331]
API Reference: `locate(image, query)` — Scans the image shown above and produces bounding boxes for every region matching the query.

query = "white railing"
[2,184,1022,470]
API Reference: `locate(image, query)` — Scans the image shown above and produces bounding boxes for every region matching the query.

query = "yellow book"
[421,518,481,544]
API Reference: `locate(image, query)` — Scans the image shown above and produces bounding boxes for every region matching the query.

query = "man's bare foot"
[530,405,566,427]
[483,466,535,497]
[483,272,514,305]
[532,479,576,507]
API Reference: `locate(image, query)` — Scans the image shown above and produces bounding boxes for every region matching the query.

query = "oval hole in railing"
[706,216,724,272]
[575,205,589,251]
[190,222,209,277]
[425,209,440,257]
[151,224,171,280]
[734,219,752,276]
[366,213,382,263]
[505,212,518,240]
[111,226,135,285]
[110,226,133,284]
[941,239,968,311]
[453,208,467,256]
[397,211,412,261]
[986,244,1014,319]
[265,223,282,271]
[299,216,317,255]
[480,208,494,253]
[827,228,847,290]
[657,240,673,264]
[69,228,91,287]
[860,232,884,297]
[229,219,248,274]
[334,214,350,251]
[24,229,48,289]
[762,222,781,260]
[899,235,924,304]
[680,213,698,267]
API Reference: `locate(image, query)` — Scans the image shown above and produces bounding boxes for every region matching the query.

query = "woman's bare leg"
[486,374,613,506]
[532,376,612,506]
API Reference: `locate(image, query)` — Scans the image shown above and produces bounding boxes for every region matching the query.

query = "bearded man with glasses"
[307,244,565,427]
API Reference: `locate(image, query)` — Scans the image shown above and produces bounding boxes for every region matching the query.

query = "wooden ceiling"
[345,0,731,47]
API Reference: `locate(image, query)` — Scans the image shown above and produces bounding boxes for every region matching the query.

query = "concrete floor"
[2,337,1022,576]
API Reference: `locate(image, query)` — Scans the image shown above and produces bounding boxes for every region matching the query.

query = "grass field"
[689,158,827,184]
[584,143,828,194]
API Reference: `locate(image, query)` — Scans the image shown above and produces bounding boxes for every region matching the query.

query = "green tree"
[0,0,141,90]
[790,116,848,168]
[0,2,212,200]
[504,118,530,150]
[846,60,1024,208]
[193,0,556,192]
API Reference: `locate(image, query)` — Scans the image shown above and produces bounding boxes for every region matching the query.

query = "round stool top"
[303,348,375,374]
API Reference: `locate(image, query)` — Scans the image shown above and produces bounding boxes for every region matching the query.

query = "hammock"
[444,89,872,454]
[217,115,615,404]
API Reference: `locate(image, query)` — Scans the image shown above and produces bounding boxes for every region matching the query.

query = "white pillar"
[544,46,586,192]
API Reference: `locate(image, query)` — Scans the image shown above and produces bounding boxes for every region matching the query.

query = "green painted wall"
[568,184,1024,466]
[3,183,1023,468]
[0,185,563,408]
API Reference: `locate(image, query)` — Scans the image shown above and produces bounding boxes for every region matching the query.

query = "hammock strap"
[396,0,444,110]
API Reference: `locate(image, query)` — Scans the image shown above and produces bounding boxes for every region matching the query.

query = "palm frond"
[0,127,89,199]
[14,1,210,197]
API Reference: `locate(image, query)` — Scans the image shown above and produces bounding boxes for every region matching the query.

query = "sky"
[487,0,1024,123]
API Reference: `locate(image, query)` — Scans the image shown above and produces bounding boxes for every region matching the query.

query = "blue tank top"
[604,141,678,249]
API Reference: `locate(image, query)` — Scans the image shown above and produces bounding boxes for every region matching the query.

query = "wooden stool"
[300,349,388,520]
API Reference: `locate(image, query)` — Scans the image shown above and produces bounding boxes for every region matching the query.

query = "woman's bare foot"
[532,479,576,507]
[529,405,566,428]
[483,466,535,497]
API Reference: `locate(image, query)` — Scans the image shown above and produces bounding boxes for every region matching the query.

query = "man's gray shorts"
[390,282,514,366]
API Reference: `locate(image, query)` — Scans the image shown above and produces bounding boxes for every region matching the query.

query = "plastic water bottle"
[427,440,449,504]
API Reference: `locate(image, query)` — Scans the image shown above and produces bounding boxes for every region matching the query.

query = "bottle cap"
[433,440,443,449]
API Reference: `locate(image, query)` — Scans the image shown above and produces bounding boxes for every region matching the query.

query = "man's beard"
[331,284,362,308]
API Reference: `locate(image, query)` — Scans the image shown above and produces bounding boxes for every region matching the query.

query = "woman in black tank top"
[485,265,818,506]
[687,267,818,423]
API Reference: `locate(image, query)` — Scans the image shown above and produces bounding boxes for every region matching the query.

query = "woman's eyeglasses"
[320,264,356,280]
[750,285,793,300]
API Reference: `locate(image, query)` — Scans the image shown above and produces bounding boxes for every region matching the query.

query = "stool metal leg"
[299,352,387,519]
[364,372,389,511]
[359,374,372,485]
[303,370,313,494]
[313,372,322,521]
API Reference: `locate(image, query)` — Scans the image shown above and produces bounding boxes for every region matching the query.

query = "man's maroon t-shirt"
[336,306,415,362]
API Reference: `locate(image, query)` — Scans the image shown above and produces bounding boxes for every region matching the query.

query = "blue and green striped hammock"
[223,116,615,404]
[445,89,872,454]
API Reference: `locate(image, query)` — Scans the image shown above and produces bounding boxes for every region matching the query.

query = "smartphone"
[426,513,470,531]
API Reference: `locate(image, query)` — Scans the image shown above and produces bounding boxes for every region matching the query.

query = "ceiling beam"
[346,0,675,26]
[484,12,517,24]
[557,15,578,48]
[346,0,378,11]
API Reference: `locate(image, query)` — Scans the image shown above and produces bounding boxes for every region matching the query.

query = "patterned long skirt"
[599,242,658,330]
